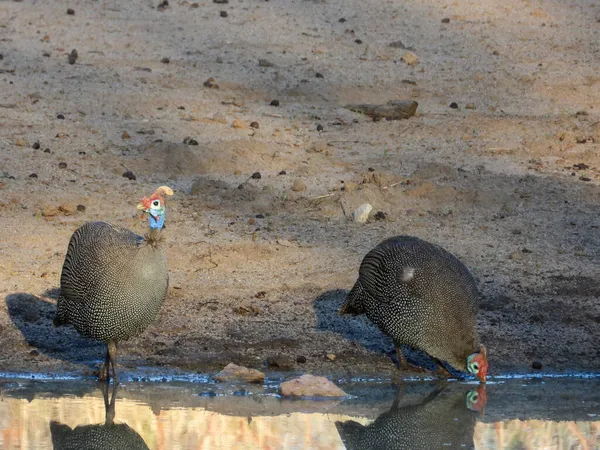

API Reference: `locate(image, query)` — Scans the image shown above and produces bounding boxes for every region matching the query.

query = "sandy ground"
[1,0,599,380]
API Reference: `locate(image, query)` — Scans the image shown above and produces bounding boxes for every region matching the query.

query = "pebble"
[29,173,38,178]
[220,11,228,17]
[316,124,324,132]
[441,18,450,23]
[122,131,131,139]
[32,142,40,150]
[449,102,459,109]
[279,374,348,398]
[266,355,294,370]
[465,103,476,110]
[232,118,248,129]
[292,179,306,192]
[532,361,543,370]
[214,363,265,383]
[76,204,86,212]
[183,137,199,145]
[373,211,387,221]
[339,18,346,23]
[326,353,336,361]
[270,99,280,107]
[66,8,75,15]
[296,355,307,364]
[213,0,228,3]
[122,171,136,180]
[278,170,286,175]
[203,77,219,89]
[58,202,78,215]
[15,139,26,147]
[157,0,169,11]
[44,148,51,153]
[402,51,419,65]
[68,49,78,65]
[58,162,67,169]
[251,172,262,179]
[258,58,274,67]
[353,203,373,223]
[250,121,260,129]
[354,39,363,44]
[56,113,65,119]
[161,57,170,64]
[41,206,60,217]
[315,72,324,78]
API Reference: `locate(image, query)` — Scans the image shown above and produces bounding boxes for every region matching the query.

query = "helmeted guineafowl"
[50,384,149,449]
[54,186,174,383]
[340,235,488,382]
[335,383,486,450]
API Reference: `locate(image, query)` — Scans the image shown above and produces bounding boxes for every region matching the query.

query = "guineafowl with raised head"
[335,383,486,450]
[54,186,174,383]
[340,235,488,382]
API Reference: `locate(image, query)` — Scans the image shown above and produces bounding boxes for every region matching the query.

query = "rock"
[402,51,419,65]
[266,355,294,370]
[41,206,60,217]
[122,131,131,139]
[307,140,328,153]
[250,121,260,129]
[345,100,418,121]
[326,353,336,361]
[465,103,476,110]
[343,181,358,192]
[258,59,275,67]
[214,363,265,384]
[296,355,307,364]
[15,139,27,147]
[203,77,219,89]
[232,118,248,129]
[280,374,348,398]
[292,179,306,192]
[532,360,543,370]
[68,49,78,65]
[58,202,78,215]
[352,203,373,223]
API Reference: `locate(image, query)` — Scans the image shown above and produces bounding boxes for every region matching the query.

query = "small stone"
[122,171,136,180]
[292,179,306,192]
[220,10,228,17]
[29,173,38,178]
[465,103,476,110]
[508,251,522,261]
[213,0,229,3]
[373,211,387,221]
[203,77,219,89]
[15,139,27,147]
[29,349,40,357]
[58,202,78,215]
[58,162,67,169]
[251,172,262,179]
[56,114,65,119]
[339,18,346,23]
[122,131,131,139]
[250,121,260,129]
[449,102,459,109]
[270,99,280,107]
[68,49,78,65]
[157,0,169,10]
[354,39,363,44]
[521,248,533,254]
[353,203,373,223]
[232,118,249,129]
[32,142,40,150]
[76,204,86,212]
[326,353,336,361]
[278,170,286,175]
[183,137,199,145]
[214,363,265,383]
[296,355,307,364]
[66,8,75,15]
[580,176,591,182]
[41,206,60,217]
[248,217,256,225]
[307,140,328,153]
[532,361,543,370]
[280,374,348,398]
[44,149,51,153]
[315,72,324,78]
[258,58,274,67]
[316,124,324,132]
[266,355,294,370]
[441,17,450,23]
[402,51,419,65]
[161,57,170,64]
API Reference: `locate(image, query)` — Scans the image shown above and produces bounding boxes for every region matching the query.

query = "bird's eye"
[152,200,160,207]
[471,362,479,372]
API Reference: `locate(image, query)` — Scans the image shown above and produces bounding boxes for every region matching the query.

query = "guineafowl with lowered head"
[54,186,174,383]
[340,235,488,382]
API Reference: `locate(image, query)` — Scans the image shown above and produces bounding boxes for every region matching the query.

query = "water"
[0,374,598,449]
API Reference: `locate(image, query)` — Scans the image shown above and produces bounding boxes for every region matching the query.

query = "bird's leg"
[107,340,119,384]
[395,346,428,373]
[432,358,453,379]
[98,347,110,382]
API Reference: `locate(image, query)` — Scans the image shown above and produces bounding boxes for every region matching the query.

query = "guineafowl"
[50,383,149,449]
[340,235,488,382]
[54,186,174,383]
[335,383,486,450]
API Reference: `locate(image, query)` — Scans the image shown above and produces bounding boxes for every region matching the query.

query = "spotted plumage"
[54,186,173,382]
[335,384,485,450]
[340,235,488,381]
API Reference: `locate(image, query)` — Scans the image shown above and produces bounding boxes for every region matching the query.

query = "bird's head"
[137,186,174,230]
[465,384,487,413]
[466,344,488,383]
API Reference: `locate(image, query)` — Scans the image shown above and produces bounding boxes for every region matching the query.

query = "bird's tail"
[53,294,68,327]
[335,420,364,449]
[339,281,365,315]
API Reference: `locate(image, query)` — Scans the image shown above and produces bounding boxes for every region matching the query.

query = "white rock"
[280,374,348,398]
[352,203,373,223]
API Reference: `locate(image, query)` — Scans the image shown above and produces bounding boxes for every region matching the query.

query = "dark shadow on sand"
[5,291,103,368]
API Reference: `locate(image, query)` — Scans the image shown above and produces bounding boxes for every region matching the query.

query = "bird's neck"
[144,227,165,248]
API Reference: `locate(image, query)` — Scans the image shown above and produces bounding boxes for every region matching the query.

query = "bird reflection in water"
[50,383,149,450]
[336,382,487,450]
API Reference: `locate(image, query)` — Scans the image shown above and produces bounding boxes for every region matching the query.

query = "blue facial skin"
[148,209,166,229]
